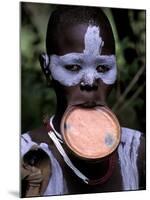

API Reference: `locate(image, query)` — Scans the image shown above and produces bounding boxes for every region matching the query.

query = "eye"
[96,65,110,73]
[64,64,81,72]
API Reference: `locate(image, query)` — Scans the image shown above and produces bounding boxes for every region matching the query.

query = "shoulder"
[120,127,145,156]
[22,125,53,145]
[120,127,145,151]
[21,125,54,157]
[121,127,142,141]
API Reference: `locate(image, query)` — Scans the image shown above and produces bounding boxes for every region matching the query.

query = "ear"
[39,53,50,74]
[39,53,52,85]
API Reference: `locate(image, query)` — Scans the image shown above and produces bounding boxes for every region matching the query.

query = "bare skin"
[21,164,43,197]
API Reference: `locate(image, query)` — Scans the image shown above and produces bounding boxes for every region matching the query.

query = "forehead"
[52,23,114,55]
[55,24,87,55]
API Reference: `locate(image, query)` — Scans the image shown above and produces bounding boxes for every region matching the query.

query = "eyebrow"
[71,57,83,63]
[95,56,115,64]
[60,56,83,64]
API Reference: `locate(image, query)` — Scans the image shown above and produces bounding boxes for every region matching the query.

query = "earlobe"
[39,53,52,86]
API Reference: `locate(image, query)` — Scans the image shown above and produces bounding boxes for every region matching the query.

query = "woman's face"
[48,23,117,108]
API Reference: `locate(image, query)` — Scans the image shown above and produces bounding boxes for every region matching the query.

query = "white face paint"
[50,53,116,86]
[47,25,117,86]
[83,25,104,55]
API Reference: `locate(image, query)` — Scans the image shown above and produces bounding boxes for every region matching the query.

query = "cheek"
[50,61,82,87]
[98,80,113,97]
[63,85,80,98]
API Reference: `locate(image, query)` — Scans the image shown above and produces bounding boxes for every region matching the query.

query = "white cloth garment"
[118,127,141,190]
[21,127,142,195]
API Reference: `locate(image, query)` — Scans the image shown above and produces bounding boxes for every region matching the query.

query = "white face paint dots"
[46,24,117,86]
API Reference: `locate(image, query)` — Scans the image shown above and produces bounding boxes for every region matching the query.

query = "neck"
[53,98,68,133]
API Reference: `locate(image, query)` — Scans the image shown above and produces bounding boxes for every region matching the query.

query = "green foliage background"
[21,2,146,133]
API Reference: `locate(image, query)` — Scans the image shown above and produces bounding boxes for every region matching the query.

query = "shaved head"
[46,5,115,55]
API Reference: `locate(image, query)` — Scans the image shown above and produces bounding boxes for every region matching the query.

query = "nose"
[82,70,96,86]
[80,80,98,91]
[79,70,99,91]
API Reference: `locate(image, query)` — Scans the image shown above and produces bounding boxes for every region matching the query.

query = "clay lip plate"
[61,106,121,160]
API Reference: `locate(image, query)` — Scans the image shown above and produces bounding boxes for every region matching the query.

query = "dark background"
[21,2,146,134]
